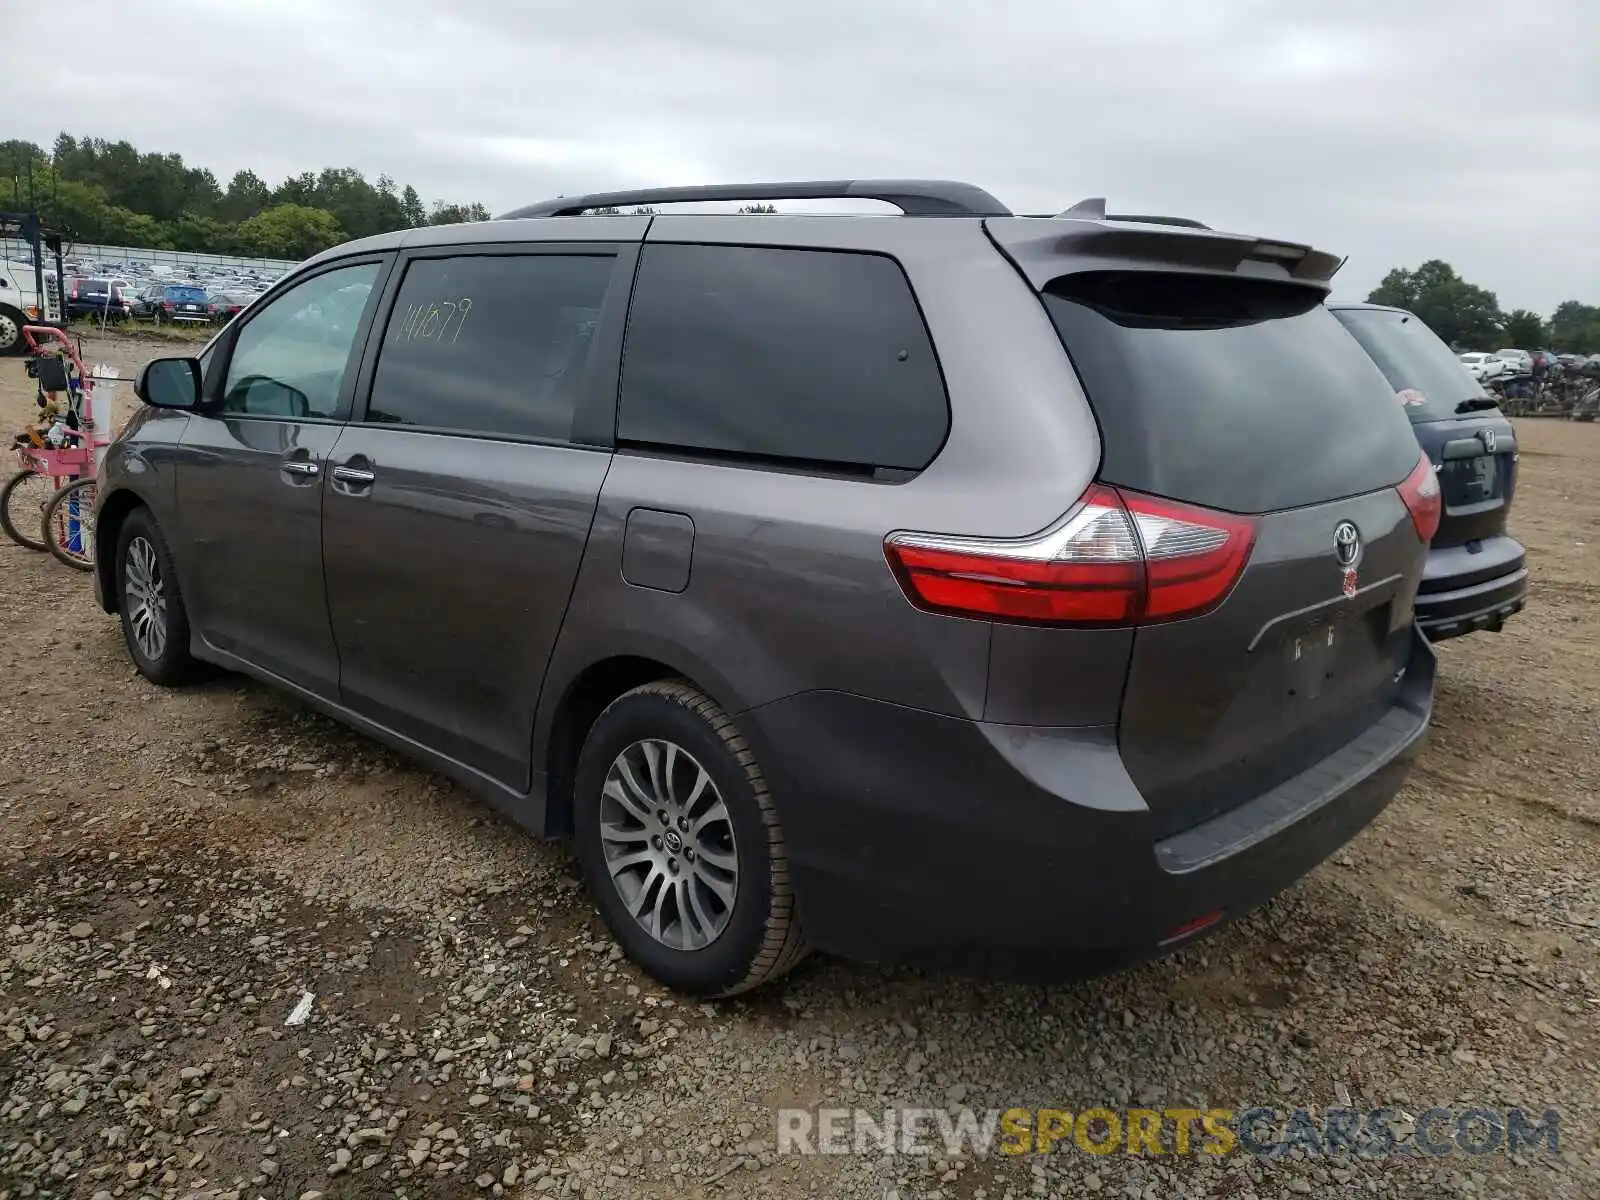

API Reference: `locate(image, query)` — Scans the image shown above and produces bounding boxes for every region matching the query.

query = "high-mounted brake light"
[1397,452,1441,543]
[885,485,1257,627]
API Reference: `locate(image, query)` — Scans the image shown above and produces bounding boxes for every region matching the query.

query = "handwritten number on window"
[393,297,473,346]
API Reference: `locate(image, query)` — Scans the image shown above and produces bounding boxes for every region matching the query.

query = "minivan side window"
[364,253,615,442]
[618,244,948,472]
[220,262,380,419]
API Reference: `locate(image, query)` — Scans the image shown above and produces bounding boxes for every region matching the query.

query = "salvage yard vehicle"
[65,277,135,322]
[135,282,211,324]
[93,181,1439,996]
[1458,351,1510,383]
[1,211,66,355]
[1331,303,1528,641]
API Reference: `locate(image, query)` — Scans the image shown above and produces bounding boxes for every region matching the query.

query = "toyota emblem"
[1333,521,1362,569]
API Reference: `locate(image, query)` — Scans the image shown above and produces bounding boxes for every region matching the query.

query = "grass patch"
[65,319,214,345]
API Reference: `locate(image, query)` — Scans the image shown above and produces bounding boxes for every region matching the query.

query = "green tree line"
[2,133,492,260]
[1367,260,1600,354]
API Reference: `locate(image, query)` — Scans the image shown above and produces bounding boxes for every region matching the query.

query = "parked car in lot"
[1458,351,1509,382]
[1331,304,1527,642]
[1495,348,1533,375]
[96,181,1439,995]
[135,283,211,324]
[66,277,134,321]
[207,290,252,322]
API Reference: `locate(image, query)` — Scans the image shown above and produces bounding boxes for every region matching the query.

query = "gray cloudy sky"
[17,0,1599,311]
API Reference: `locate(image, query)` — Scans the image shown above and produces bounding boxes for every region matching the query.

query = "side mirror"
[135,357,201,409]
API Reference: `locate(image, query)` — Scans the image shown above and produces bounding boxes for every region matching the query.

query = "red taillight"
[885,485,1257,627]
[162,301,175,310]
[70,283,79,299]
[1397,452,1441,544]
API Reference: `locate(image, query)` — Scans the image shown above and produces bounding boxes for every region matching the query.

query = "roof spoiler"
[987,212,1346,289]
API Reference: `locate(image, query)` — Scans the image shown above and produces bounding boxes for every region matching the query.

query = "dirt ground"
[2,335,1598,1200]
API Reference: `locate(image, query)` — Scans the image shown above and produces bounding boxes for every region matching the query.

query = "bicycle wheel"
[41,477,97,571]
[1,469,54,552]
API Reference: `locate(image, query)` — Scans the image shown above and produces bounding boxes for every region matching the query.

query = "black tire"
[41,478,97,571]
[1,469,52,551]
[0,305,23,356]
[573,680,809,996]
[115,507,197,686]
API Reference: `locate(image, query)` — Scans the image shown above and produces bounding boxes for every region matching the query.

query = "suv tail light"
[1397,452,1441,543]
[885,485,1257,627]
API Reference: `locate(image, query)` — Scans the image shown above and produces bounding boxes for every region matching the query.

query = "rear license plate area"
[1443,455,1499,504]
[1283,605,1392,702]
[1286,621,1340,701]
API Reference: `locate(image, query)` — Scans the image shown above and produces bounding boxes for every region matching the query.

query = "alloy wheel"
[124,535,168,660]
[599,738,739,951]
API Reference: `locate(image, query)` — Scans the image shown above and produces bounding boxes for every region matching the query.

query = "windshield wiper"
[1455,397,1500,413]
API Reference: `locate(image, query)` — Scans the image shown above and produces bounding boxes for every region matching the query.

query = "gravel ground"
[2,336,1598,1200]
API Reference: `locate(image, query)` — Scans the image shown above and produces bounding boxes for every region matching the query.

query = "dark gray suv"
[1329,303,1527,641]
[94,181,1439,995]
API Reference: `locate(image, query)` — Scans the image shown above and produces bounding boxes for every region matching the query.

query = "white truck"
[2,211,67,354]
[0,255,62,355]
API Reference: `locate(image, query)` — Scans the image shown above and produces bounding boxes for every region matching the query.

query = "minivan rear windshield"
[1041,273,1421,515]
[1330,307,1497,424]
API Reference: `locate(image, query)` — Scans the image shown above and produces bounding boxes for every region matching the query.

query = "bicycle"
[39,476,97,570]
[2,326,106,563]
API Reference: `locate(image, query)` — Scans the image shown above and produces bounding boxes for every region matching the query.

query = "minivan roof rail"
[1055,197,1211,230]
[498,180,1013,219]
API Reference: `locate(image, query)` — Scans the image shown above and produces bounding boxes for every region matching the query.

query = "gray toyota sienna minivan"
[95,181,1439,995]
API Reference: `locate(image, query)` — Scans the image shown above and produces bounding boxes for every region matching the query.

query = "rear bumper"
[743,630,1434,980]
[1416,537,1528,641]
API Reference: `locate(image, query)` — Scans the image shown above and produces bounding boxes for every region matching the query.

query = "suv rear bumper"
[1416,536,1528,641]
[743,630,1434,980]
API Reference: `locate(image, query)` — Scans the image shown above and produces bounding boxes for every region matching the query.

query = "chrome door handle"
[281,461,319,477]
[331,465,376,484]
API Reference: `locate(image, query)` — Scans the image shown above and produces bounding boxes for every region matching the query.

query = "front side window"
[220,262,380,419]
[365,253,615,441]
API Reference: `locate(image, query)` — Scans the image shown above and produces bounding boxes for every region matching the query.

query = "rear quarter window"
[618,244,949,472]
[1042,273,1421,514]
[1330,307,1496,423]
